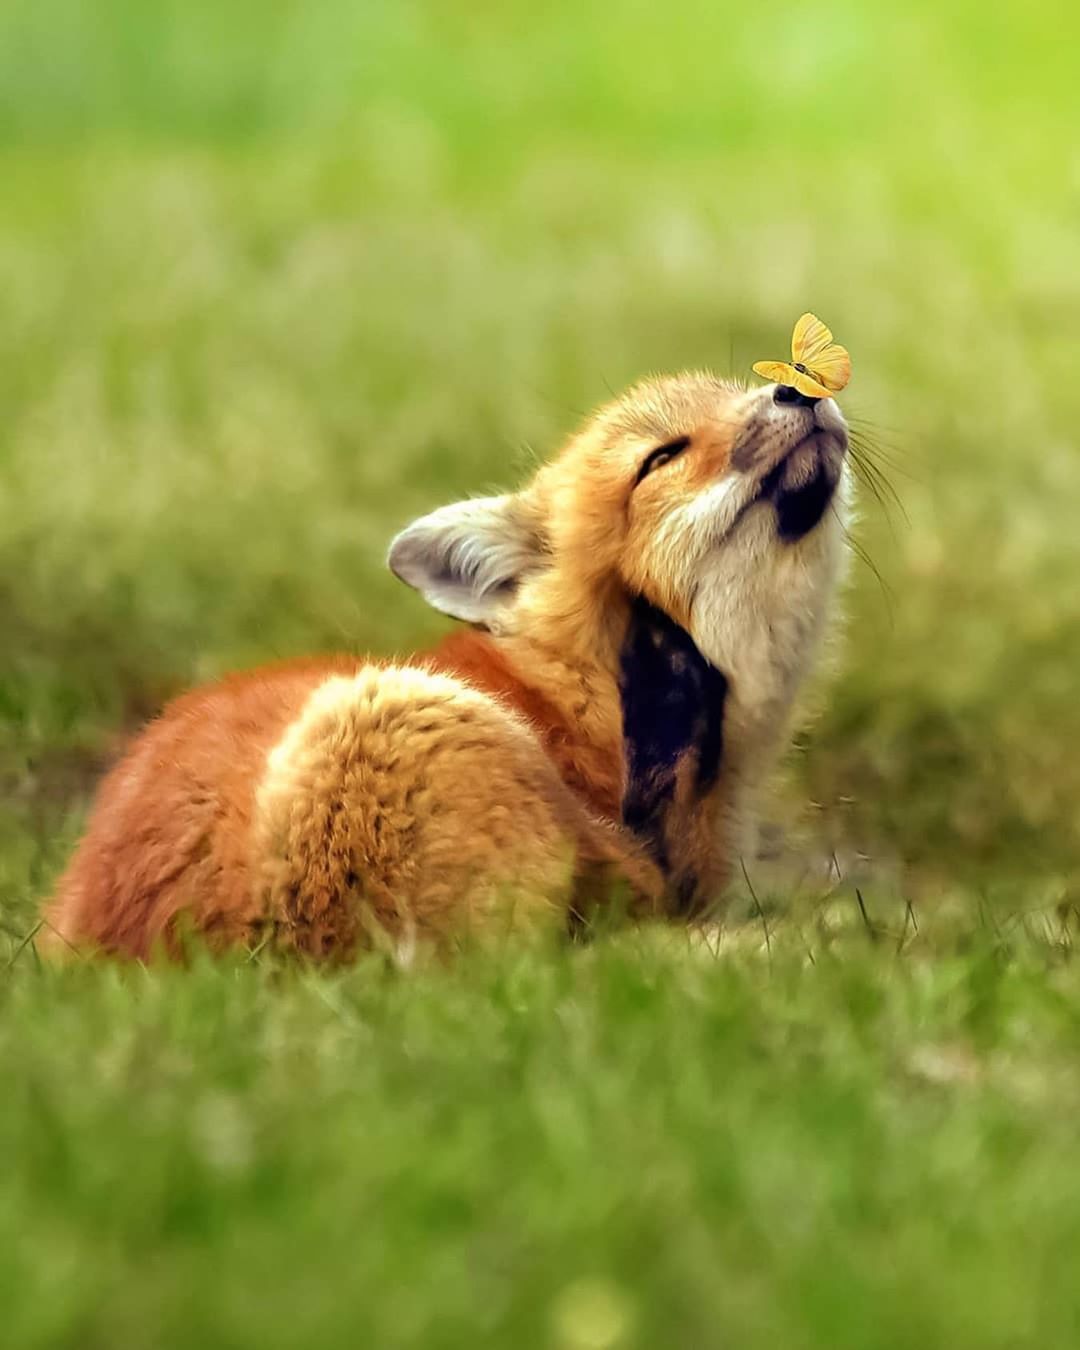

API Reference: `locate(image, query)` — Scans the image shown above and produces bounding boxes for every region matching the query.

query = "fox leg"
[252,666,657,958]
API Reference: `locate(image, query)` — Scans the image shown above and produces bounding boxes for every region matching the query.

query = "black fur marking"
[674,871,701,917]
[774,464,835,540]
[758,453,837,541]
[618,596,728,875]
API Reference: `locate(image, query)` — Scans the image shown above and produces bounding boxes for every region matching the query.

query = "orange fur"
[43,657,363,958]
[424,631,623,821]
[43,643,657,960]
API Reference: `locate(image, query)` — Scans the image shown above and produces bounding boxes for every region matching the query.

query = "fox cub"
[44,374,850,959]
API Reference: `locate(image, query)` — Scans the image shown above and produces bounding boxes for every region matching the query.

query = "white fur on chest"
[687,469,851,778]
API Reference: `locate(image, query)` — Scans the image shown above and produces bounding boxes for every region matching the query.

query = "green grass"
[3,0,1080,1344]
[6,931,1080,1349]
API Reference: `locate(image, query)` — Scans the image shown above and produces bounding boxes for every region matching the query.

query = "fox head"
[390,373,850,755]
[389,372,852,905]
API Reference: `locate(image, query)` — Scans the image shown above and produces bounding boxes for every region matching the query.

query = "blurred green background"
[4,6,1080,1349]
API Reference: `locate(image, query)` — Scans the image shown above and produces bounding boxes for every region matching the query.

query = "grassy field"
[3,0,1080,1345]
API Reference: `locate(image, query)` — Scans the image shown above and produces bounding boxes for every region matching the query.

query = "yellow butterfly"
[753,312,851,399]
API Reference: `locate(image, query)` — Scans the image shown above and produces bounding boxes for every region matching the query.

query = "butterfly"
[753,312,851,399]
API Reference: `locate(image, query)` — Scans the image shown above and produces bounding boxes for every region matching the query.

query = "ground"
[2,1,1080,1346]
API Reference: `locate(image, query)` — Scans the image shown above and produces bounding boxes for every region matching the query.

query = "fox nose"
[773,384,819,409]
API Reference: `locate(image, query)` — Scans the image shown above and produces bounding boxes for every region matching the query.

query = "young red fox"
[43,374,851,960]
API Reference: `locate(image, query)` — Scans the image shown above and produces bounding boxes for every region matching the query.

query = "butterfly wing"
[791,312,851,393]
[791,313,834,364]
[790,369,836,399]
[806,346,851,393]
[753,359,835,399]
[752,360,797,384]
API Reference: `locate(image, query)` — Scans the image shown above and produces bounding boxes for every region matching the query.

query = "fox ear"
[387,494,544,625]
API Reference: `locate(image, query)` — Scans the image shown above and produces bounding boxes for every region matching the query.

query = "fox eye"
[634,436,691,487]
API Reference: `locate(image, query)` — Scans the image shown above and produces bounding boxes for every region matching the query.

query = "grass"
[2,0,1080,1344]
[6,931,1080,1349]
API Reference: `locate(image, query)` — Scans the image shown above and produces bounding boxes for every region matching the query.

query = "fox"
[42,373,851,961]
